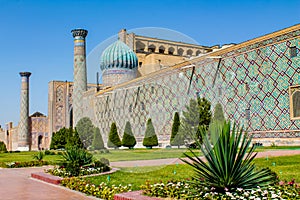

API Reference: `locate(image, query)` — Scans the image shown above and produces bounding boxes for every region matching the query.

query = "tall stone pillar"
[71,29,88,126]
[18,72,31,151]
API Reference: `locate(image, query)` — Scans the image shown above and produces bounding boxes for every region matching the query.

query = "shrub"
[143,118,158,149]
[62,146,93,176]
[179,98,212,145]
[33,151,45,161]
[0,160,50,168]
[76,117,95,148]
[44,150,56,155]
[0,141,7,153]
[213,102,225,122]
[66,128,84,149]
[182,121,276,193]
[122,121,136,149]
[92,127,105,150]
[107,122,121,149]
[170,112,184,148]
[50,127,69,149]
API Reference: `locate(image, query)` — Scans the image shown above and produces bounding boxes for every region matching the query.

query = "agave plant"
[182,121,276,192]
[62,146,93,176]
[33,151,45,162]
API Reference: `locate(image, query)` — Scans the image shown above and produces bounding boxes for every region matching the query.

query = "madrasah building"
[1,24,300,151]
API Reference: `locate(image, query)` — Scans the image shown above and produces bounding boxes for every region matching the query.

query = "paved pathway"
[0,149,299,199]
[0,166,98,200]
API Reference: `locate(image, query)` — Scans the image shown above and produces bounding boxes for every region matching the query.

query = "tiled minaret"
[71,29,88,126]
[18,72,31,151]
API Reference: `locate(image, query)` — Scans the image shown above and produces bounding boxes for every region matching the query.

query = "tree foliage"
[213,102,225,123]
[122,121,136,149]
[170,112,184,148]
[182,121,276,193]
[0,141,7,152]
[143,118,158,148]
[179,97,212,144]
[50,127,84,150]
[92,127,105,150]
[76,117,94,148]
[107,122,121,148]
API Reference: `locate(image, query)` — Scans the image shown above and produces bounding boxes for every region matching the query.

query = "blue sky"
[0,0,299,126]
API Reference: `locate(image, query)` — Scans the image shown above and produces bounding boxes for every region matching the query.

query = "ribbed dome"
[100,40,138,70]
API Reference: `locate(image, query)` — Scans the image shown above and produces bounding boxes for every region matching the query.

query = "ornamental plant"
[33,151,45,162]
[62,146,93,176]
[0,141,7,153]
[170,112,184,148]
[182,121,276,193]
[92,127,105,150]
[122,121,136,149]
[107,122,121,149]
[143,118,158,149]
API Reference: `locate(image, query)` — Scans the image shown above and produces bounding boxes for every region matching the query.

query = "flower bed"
[61,177,131,200]
[141,179,300,199]
[46,165,110,178]
[0,160,50,168]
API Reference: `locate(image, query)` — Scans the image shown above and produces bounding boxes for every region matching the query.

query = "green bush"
[44,150,56,155]
[179,97,212,145]
[92,127,105,150]
[33,151,45,161]
[62,146,93,176]
[76,117,95,148]
[170,112,184,148]
[182,121,276,193]
[107,122,121,149]
[66,128,84,149]
[122,121,136,149]
[0,160,50,168]
[50,127,69,149]
[213,102,225,122]
[0,141,7,153]
[143,118,158,149]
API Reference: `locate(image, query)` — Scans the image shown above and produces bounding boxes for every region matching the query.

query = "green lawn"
[0,151,63,163]
[86,154,300,191]
[92,148,201,162]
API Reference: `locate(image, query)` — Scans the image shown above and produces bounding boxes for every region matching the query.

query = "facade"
[1,25,300,150]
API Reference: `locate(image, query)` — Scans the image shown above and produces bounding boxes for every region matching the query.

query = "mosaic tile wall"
[89,29,300,144]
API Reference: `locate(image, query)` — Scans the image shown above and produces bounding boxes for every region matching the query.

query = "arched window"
[148,44,156,53]
[187,49,193,56]
[159,45,165,54]
[168,47,175,55]
[196,50,201,56]
[178,48,184,56]
[136,41,145,53]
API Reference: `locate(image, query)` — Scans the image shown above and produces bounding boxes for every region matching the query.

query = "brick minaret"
[18,72,31,151]
[71,29,88,126]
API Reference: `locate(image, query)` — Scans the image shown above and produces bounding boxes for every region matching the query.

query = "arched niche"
[136,41,145,53]
[168,47,175,55]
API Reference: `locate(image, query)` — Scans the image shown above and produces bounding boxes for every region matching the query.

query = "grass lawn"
[86,154,300,191]
[92,148,202,162]
[0,151,63,164]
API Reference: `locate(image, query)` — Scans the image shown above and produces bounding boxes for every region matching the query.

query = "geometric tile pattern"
[90,29,300,142]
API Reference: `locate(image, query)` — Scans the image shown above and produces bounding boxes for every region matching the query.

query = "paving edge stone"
[114,190,162,200]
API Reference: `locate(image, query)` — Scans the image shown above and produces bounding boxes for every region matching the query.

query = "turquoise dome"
[100,40,138,70]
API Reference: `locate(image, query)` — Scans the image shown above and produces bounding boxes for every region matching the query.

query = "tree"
[107,122,121,149]
[67,128,84,149]
[0,141,7,152]
[170,112,184,148]
[213,102,225,123]
[76,117,94,148]
[122,121,136,149]
[92,127,105,150]
[179,97,212,144]
[143,118,158,149]
[50,127,69,149]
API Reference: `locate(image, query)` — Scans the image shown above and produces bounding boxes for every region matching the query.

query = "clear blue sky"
[0,0,299,127]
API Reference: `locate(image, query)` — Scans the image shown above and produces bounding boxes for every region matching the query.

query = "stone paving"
[0,150,300,199]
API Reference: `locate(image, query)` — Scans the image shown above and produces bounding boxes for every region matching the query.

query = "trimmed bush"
[143,118,158,149]
[170,112,184,148]
[92,127,105,150]
[50,127,69,149]
[122,121,136,149]
[76,117,95,148]
[213,102,225,122]
[0,141,7,153]
[66,128,84,149]
[107,122,121,149]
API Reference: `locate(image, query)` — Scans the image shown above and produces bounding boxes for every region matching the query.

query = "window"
[289,85,300,119]
[139,62,143,68]
[290,46,297,58]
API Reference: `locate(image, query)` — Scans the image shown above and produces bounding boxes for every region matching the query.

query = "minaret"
[18,72,31,151]
[71,29,88,126]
